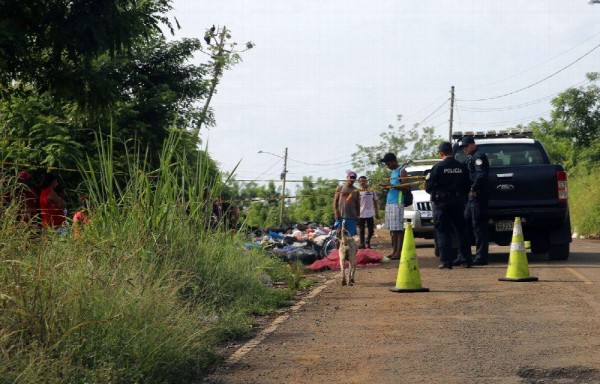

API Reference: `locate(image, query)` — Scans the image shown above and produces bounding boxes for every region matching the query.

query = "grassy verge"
[0,133,299,383]
[569,166,600,237]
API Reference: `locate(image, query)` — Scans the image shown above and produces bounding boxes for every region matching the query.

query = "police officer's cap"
[438,141,453,153]
[459,136,475,147]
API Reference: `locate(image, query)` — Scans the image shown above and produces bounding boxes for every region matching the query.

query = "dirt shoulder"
[204,230,600,384]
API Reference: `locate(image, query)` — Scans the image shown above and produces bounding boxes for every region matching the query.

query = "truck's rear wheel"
[548,243,570,260]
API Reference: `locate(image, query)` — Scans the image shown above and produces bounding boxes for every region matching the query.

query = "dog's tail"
[341,219,347,243]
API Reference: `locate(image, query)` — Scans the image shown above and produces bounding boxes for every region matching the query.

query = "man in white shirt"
[357,176,380,249]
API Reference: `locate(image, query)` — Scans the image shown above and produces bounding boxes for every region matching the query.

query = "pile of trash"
[245,223,384,270]
[245,223,335,266]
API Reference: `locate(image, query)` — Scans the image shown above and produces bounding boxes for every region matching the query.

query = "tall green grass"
[0,132,294,383]
[569,166,600,237]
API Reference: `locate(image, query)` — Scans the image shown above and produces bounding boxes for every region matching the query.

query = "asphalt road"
[204,235,600,384]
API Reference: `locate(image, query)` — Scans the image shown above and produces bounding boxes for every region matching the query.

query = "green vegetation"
[0,3,292,381]
[568,167,600,236]
[286,177,339,225]
[1,1,597,381]
[0,134,295,383]
[229,118,442,227]
[0,1,252,192]
[525,73,600,236]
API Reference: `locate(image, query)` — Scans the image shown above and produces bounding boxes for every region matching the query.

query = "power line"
[339,92,450,154]
[463,30,600,92]
[287,157,352,167]
[287,161,353,176]
[458,95,554,112]
[459,110,552,127]
[423,108,449,126]
[271,95,454,174]
[402,99,452,137]
[245,158,282,181]
[416,99,450,125]
[399,92,449,122]
[454,100,463,131]
[459,40,600,102]
[432,119,448,129]
[458,80,591,112]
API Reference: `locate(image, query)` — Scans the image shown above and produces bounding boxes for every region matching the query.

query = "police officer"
[459,136,490,266]
[425,142,472,269]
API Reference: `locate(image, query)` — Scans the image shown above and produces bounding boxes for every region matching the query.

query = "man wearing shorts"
[380,153,409,260]
[333,171,361,236]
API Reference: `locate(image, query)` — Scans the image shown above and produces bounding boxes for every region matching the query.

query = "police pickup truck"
[453,129,571,260]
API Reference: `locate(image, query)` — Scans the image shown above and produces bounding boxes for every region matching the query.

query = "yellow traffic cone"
[390,223,429,292]
[499,217,538,282]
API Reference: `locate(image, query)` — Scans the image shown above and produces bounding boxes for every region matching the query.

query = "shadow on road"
[487,248,600,266]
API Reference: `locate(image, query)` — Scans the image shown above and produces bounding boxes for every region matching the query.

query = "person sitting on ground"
[73,194,90,238]
[39,173,66,230]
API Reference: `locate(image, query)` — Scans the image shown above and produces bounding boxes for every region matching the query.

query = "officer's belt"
[434,191,466,199]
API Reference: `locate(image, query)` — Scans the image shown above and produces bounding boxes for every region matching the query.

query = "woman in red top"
[39,173,66,229]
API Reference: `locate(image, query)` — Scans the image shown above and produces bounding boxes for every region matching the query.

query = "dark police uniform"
[425,145,472,269]
[463,138,490,265]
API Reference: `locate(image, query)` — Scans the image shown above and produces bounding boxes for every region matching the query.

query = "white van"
[403,159,440,239]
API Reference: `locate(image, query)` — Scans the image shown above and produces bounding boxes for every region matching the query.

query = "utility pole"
[279,147,288,226]
[449,85,455,141]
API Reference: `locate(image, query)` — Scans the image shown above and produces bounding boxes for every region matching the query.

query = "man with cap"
[379,153,410,260]
[333,171,361,236]
[457,136,490,266]
[425,142,472,269]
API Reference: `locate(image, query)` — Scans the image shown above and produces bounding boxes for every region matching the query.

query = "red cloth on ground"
[306,249,383,271]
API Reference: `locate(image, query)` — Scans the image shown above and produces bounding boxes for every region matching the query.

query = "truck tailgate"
[488,165,558,208]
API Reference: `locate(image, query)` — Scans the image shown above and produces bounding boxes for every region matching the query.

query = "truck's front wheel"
[548,243,570,260]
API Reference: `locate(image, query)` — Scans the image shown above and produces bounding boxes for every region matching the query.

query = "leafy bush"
[0,133,293,383]
[569,167,600,236]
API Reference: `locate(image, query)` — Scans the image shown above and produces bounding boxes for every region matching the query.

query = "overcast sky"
[168,0,599,188]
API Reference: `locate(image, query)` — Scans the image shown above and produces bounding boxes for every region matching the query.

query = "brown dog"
[337,220,358,286]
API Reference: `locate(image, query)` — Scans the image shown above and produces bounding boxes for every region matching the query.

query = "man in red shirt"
[39,173,66,229]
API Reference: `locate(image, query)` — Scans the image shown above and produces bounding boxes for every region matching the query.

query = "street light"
[258,148,288,226]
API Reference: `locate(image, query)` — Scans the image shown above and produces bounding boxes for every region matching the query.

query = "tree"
[106,36,211,167]
[0,37,205,182]
[351,116,443,175]
[351,115,443,186]
[287,177,339,225]
[231,181,281,227]
[410,126,443,160]
[0,28,250,190]
[196,25,254,134]
[525,73,600,236]
[0,86,84,169]
[527,73,600,170]
[0,0,174,108]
